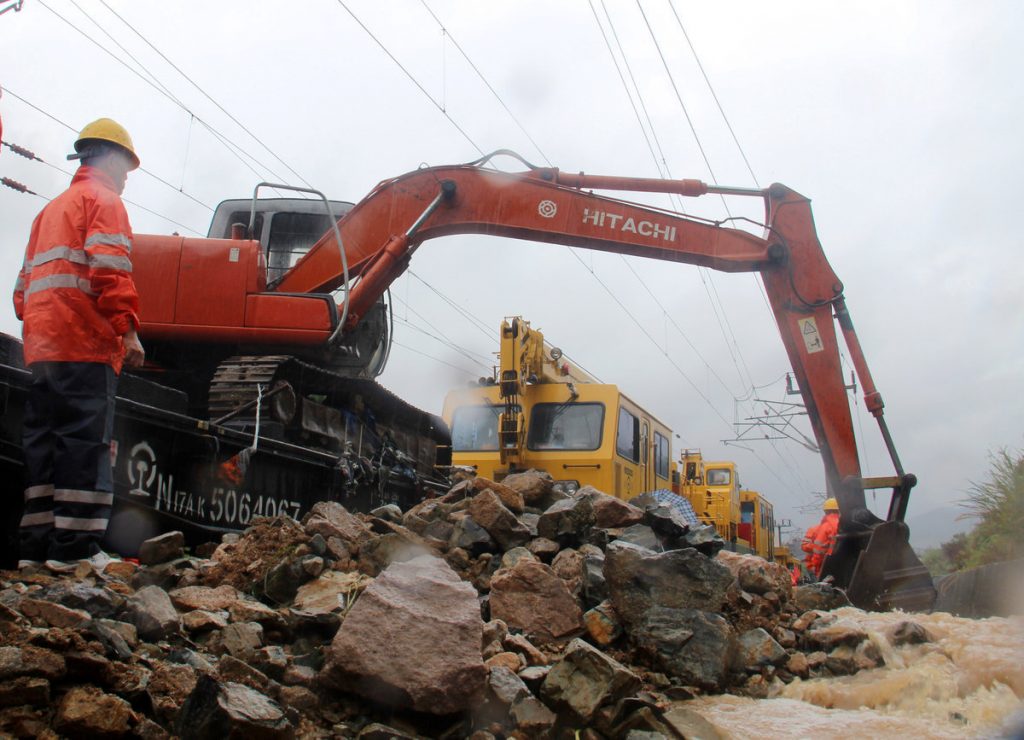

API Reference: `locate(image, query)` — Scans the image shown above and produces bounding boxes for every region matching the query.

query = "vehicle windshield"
[707,468,732,486]
[527,402,603,451]
[451,405,509,451]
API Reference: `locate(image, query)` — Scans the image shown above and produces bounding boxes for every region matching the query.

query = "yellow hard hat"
[823,497,840,511]
[69,118,140,170]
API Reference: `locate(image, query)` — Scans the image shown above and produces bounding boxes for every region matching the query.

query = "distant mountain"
[906,505,977,550]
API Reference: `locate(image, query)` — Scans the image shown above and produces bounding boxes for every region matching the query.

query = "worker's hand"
[123,328,145,368]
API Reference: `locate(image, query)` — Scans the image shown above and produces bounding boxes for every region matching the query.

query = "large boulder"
[629,607,737,691]
[124,585,180,642]
[322,555,486,714]
[604,541,734,625]
[489,559,583,643]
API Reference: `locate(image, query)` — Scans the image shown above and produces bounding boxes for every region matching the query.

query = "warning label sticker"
[798,318,824,354]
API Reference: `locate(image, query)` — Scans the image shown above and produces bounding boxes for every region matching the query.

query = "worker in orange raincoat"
[801,497,840,578]
[12,118,145,566]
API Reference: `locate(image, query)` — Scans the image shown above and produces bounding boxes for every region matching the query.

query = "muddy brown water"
[687,608,1024,739]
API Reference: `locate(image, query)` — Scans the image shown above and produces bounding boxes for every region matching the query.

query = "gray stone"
[629,607,737,691]
[217,655,274,693]
[551,547,585,597]
[370,504,403,523]
[629,493,691,541]
[680,524,725,556]
[540,638,642,723]
[792,582,851,612]
[125,585,180,641]
[222,622,264,660]
[662,704,725,739]
[176,675,293,739]
[585,488,645,529]
[805,618,868,650]
[488,665,530,705]
[582,547,608,609]
[41,582,124,618]
[500,547,539,569]
[323,555,486,714]
[182,609,230,633]
[449,515,497,555]
[887,620,933,646]
[138,531,186,565]
[614,524,663,552]
[737,628,788,669]
[605,541,734,625]
[264,558,314,605]
[510,694,557,734]
[537,494,596,545]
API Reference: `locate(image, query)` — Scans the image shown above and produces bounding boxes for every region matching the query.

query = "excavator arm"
[274,152,934,611]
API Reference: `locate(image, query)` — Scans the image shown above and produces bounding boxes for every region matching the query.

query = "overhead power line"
[2,88,213,214]
[334,0,484,156]
[36,0,297,189]
[95,0,315,190]
[417,0,552,167]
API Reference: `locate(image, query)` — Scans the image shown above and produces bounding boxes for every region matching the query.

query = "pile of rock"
[0,471,933,738]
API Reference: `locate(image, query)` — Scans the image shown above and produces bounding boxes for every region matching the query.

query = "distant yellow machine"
[442,317,674,498]
[676,450,776,558]
[443,316,783,561]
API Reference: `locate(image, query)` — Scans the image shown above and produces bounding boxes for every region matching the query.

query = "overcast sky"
[1,1,1021,542]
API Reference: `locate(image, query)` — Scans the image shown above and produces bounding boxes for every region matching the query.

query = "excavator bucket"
[823,520,936,612]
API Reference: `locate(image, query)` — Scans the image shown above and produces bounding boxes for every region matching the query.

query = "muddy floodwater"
[688,608,1023,739]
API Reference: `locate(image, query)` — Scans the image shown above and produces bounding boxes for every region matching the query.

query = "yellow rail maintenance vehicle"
[739,488,776,560]
[442,317,675,499]
[677,450,777,559]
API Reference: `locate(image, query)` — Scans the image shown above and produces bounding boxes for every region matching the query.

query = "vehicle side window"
[616,407,639,462]
[654,431,669,478]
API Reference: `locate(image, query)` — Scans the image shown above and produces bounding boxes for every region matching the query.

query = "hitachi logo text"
[581,209,677,242]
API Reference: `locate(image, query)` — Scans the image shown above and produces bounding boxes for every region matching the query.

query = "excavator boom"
[272,153,933,611]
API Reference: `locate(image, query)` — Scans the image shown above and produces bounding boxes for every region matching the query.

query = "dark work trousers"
[19,361,117,561]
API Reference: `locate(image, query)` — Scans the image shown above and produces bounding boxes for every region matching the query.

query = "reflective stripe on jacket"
[13,166,139,372]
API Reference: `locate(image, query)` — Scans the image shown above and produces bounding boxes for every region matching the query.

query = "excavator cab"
[207,197,353,287]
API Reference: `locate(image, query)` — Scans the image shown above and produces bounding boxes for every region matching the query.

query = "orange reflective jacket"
[805,512,840,576]
[13,166,139,373]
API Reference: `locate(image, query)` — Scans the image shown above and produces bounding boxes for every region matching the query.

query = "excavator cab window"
[266,212,340,286]
[527,403,603,451]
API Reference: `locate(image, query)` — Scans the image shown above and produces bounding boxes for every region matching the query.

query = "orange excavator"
[1,151,933,610]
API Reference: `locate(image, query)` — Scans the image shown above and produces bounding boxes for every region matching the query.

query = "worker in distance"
[12,118,144,569]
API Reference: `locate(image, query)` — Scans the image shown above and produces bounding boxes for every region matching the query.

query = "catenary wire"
[2,89,214,213]
[418,0,552,167]
[333,0,484,156]
[36,0,296,188]
[95,0,315,189]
